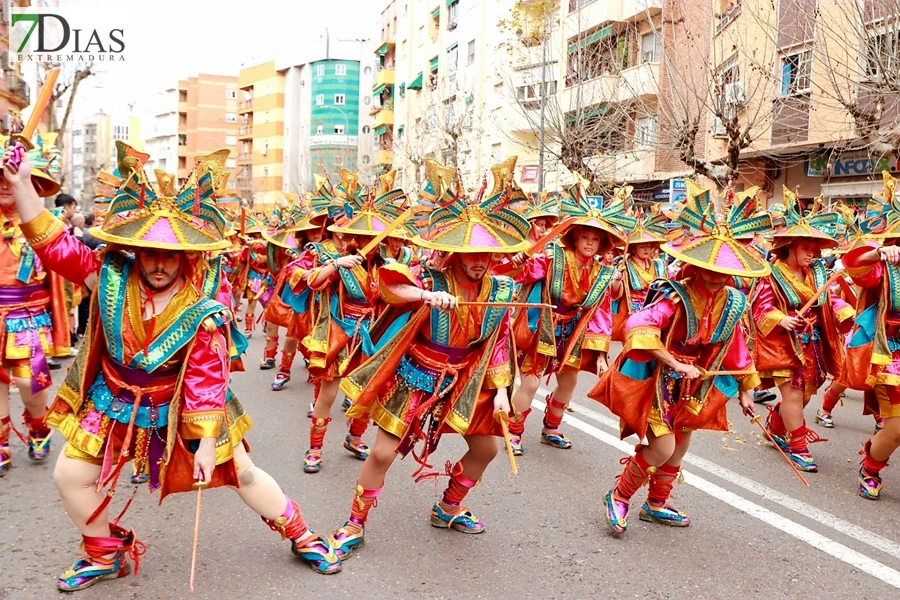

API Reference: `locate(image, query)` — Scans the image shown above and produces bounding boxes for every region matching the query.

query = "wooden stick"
[494,411,518,476]
[21,68,60,141]
[797,271,843,315]
[745,409,810,487]
[457,300,556,309]
[698,368,759,378]
[189,479,209,592]
[357,207,413,257]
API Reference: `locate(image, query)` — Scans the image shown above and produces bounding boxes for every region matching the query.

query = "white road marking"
[532,398,900,589]
[539,391,900,564]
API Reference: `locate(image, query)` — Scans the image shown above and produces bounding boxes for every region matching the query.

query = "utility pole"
[538,8,548,191]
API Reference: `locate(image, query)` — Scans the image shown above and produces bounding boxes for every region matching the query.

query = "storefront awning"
[430,56,439,72]
[820,179,883,201]
[567,24,613,54]
[373,83,390,96]
[408,72,424,90]
[431,6,440,18]
[375,42,389,56]
[373,125,388,137]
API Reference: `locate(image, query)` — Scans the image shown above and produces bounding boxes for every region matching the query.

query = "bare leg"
[54,449,110,538]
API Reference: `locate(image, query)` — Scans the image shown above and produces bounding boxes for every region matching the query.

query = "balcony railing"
[239,126,253,136]
[239,99,253,110]
[237,152,252,162]
[310,134,359,147]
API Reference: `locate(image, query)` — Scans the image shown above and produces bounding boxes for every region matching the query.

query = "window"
[364,66,373,76]
[316,124,324,135]
[336,64,347,76]
[225,113,237,123]
[865,28,900,79]
[640,31,659,63]
[362,125,371,134]
[334,94,346,105]
[780,50,812,96]
[264,167,268,177]
[635,116,656,148]
[401,40,407,59]
[315,94,325,105]
[447,44,459,75]
[467,40,476,64]
[225,89,237,99]
[398,125,405,140]
[364,96,371,105]
[226,158,236,168]
[334,124,345,135]
[225,135,236,145]
[179,90,187,102]
[448,0,459,28]
[316,65,325,76]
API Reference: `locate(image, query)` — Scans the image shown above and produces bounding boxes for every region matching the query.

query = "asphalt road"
[3,335,900,599]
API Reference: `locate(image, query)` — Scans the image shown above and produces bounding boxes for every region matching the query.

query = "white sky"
[62,0,378,120]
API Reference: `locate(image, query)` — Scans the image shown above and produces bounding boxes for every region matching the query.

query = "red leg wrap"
[279,350,296,373]
[262,497,309,542]
[861,439,890,475]
[647,463,681,505]
[787,425,809,453]
[614,451,654,501]
[0,416,10,444]
[508,408,532,436]
[543,395,566,430]
[822,387,842,413]
[766,403,786,437]
[22,408,50,438]
[441,462,477,506]
[349,484,382,526]
[348,417,368,438]
[83,524,146,577]
[309,417,331,450]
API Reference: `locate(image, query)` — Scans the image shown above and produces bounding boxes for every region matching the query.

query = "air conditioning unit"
[448,19,458,30]
[725,82,746,105]
[711,116,727,137]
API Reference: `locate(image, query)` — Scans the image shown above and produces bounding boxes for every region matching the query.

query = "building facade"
[144,87,179,178]
[176,74,240,187]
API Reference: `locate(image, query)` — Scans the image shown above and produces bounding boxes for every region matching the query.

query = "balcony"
[237,152,253,163]
[375,109,394,128]
[373,67,395,91]
[561,74,617,112]
[567,0,662,33]
[618,62,659,101]
[238,126,253,139]
[586,149,656,182]
[238,99,253,113]
[375,149,393,165]
[3,76,30,107]
[374,39,395,56]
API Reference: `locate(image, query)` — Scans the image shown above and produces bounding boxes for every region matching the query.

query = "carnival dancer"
[611,194,668,342]
[752,188,855,472]
[243,214,271,337]
[815,203,883,433]
[0,134,69,477]
[3,145,342,589]
[299,169,402,473]
[588,179,769,534]
[329,157,528,558]
[838,172,900,499]
[507,176,629,454]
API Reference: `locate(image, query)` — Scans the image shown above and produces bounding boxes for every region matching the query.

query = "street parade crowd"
[2,125,900,591]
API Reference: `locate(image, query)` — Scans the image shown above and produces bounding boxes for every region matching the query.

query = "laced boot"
[260,337,278,370]
[331,484,382,559]
[765,403,788,449]
[344,417,370,460]
[57,524,145,592]
[507,408,531,456]
[604,451,654,535]
[271,349,296,390]
[816,386,843,428]
[540,394,571,449]
[23,409,51,461]
[785,424,823,473]
[303,417,331,473]
[262,496,341,574]
[431,463,485,533]
[859,439,888,500]
[0,417,11,477]
[640,463,690,527]
[875,415,885,435]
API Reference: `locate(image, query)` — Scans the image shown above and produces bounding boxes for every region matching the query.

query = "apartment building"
[237,34,375,200]
[0,1,32,136]
[79,112,143,204]
[144,87,179,177]
[176,74,240,187]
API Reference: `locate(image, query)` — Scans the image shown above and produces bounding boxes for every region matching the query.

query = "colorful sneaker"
[28,434,51,461]
[306,403,314,418]
[56,525,140,592]
[130,472,149,485]
[875,417,885,435]
[260,358,276,370]
[341,397,352,411]
[330,521,365,559]
[540,428,572,449]
[603,489,629,535]
[639,502,691,527]
[343,435,369,460]
[787,450,818,473]
[815,409,835,428]
[0,445,10,477]
[271,372,291,391]
[859,467,883,500]
[430,502,485,534]
[303,449,323,474]
[768,432,790,453]
[509,432,524,457]
[290,533,342,574]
